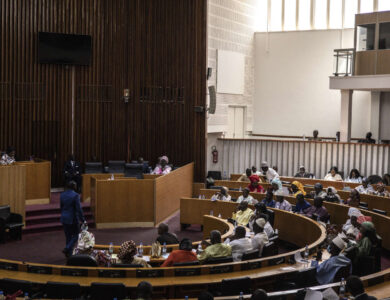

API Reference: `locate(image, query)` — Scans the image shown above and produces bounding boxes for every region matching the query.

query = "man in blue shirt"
[293,194,311,213]
[313,236,351,285]
[261,189,275,208]
[60,180,85,257]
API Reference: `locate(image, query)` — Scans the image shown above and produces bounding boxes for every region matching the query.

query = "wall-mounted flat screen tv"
[38,32,92,65]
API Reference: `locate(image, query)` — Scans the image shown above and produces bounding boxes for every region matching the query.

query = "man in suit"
[60,180,85,257]
[63,154,82,192]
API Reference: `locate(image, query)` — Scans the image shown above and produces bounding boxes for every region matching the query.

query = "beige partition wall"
[0,165,26,220]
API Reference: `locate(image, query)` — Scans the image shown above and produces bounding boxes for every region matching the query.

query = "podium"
[90,163,193,228]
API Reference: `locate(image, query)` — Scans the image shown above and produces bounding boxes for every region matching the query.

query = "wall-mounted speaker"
[208,85,216,114]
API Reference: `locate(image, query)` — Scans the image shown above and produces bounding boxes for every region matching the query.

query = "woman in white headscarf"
[73,230,111,266]
[342,207,363,239]
[151,155,172,175]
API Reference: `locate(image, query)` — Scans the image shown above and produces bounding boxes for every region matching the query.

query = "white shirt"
[346,177,362,184]
[249,220,274,238]
[275,199,292,211]
[324,173,343,181]
[251,232,269,256]
[355,184,374,194]
[230,237,253,261]
[265,168,279,182]
[211,194,231,202]
[237,195,257,205]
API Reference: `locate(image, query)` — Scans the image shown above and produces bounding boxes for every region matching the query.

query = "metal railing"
[333,48,354,76]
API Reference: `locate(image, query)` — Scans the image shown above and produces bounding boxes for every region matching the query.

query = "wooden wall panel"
[0,0,207,185]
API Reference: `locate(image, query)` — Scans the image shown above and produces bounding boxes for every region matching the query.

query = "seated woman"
[247,175,265,193]
[346,189,360,207]
[342,207,363,239]
[161,238,197,267]
[355,178,374,195]
[304,197,329,222]
[73,230,111,267]
[346,169,363,183]
[237,187,257,205]
[211,186,231,202]
[0,146,16,165]
[271,178,283,194]
[289,180,306,197]
[274,191,292,211]
[373,182,390,197]
[348,222,378,268]
[293,193,311,213]
[249,202,274,237]
[151,156,171,175]
[324,166,343,181]
[117,240,150,267]
[324,186,341,203]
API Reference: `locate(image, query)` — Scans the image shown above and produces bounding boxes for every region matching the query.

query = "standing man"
[63,154,82,192]
[60,180,85,257]
[260,161,279,182]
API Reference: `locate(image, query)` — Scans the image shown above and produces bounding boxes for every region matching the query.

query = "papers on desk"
[304,290,323,300]
[280,267,296,271]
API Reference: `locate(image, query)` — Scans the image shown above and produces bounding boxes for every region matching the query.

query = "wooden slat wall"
[0,0,207,185]
[220,139,390,179]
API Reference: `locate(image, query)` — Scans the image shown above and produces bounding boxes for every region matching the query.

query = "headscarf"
[271,178,283,191]
[291,180,306,196]
[160,156,169,163]
[255,218,266,229]
[118,240,137,263]
[347,207,363,218]
[75,230,95,251]
[361,221,375,232]
[249,174,260,183]
[327,186,337,194]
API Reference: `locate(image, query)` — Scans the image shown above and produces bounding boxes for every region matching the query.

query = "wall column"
[340,89,353,142]
[370,91,381,140]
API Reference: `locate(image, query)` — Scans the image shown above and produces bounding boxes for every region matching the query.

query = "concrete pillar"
[370,91,381,140]
[340,90,353,142]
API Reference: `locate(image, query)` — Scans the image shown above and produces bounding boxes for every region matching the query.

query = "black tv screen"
[38,32,92,65]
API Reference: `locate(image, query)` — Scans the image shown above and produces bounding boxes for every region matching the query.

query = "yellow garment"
[197,243,232,262]
[232,208,254,226]
[292,180,306,196]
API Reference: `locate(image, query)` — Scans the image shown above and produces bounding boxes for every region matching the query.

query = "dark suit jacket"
[60,190,85,225]
[355,293,377,300]
[63,160,81,179]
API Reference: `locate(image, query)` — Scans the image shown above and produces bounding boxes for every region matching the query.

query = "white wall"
[254,29,371,138]
[380,92,390,140]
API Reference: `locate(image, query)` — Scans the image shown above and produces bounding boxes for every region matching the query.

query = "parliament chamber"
[2,0,390,299]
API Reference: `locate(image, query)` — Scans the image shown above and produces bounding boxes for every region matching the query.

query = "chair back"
[0,278,33,295]
[241,250,259,261]
[333,265,351,283]
[221,277,251,296]
[67,254,98,267]
[0,205,11,221]
[112,263,143,268]
[262,241,278,257]
[205,256,233,265]
[359,201,368,208]
[45,281,82,299]
[124,163,144,178]
[373,208,387,215]
[90,282,127,300]
[294,266,318,288]
[107,160,125,173]
[207,171,222,180]
[84,162,103,174]
[173,261,200,267]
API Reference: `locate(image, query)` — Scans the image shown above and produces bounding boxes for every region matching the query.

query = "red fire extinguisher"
[212,146,218,163]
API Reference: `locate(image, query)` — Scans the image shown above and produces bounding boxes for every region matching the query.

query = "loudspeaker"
[208,85,216,114]
[207,67,212,80]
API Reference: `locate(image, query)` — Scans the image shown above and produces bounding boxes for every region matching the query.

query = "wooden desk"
[90,163,193,228]
[15,159,51,205]
[81,173,125,202]
[0,164,25,220]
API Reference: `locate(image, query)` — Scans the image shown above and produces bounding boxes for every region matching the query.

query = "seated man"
[355,178,374,195]
[249,203,274,237]
[0,146,16,165]
[251,218,269,257]
[304,197,329,222]
[197,230,232,263]
[260,161,279,182]
[237,188,257,205]
[274,191,292,211]
[156,223,179,245]
[247,175,265,193]
[313,236,351,284]
[238,168,252,182]
[294,165,312,178]
[232,201,254,226]
[309,129,322,141]
[346,189,361,207]
[229,226,253,261]
[151,155,171,175]
[293,193,311,213]
[211,186,231,202]
[373,182,390,197]
[308,183,327,199]
[261,189,276,208]
[161,238,198,267]
[346,275,378,300]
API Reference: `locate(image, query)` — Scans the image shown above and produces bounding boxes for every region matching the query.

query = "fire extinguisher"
[212,146,218,163]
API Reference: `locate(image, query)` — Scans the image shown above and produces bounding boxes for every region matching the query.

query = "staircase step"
[26,212,93,226]
[23,220,95,234]
[26,203,91,217]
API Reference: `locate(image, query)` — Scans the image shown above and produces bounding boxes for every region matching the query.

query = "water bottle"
[202,195,205,200]
[24,293,29,300]
[198,195,202,199]
[109,242,114,256]
[304,245,309,260]
[223,171,227,180]
[162,242,167,255]
[81,222,88,231]
[0,291,4,300]
[218,213,222,218]
[185,296,189,300]
[238,291,244,300]
[210,210,213,216]
[197,243,203,254]
[239,186,242,192]
[139,242,144,256]
[149,166,153,173]
[339,277,346,297]
[303,134,306,141]
[110,173,114,180]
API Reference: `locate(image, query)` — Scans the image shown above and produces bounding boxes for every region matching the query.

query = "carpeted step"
[26,211,94,226]
[23,219,95,235]
[26,203,91,217]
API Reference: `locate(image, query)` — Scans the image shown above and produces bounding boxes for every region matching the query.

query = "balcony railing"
[333,48,354,76]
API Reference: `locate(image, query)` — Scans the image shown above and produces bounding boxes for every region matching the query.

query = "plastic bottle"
[162,242,167,255]
[81,222,88,231]
[24,293,29,300]
[139,242,144,256]
[202,195,205,200]
[209,210,213,216]
[218,213,222,218]
[0,291,4,300]
[185,296,189,300]
[109,242,114,256]
[198,195,202,199]
[239,186,242,192]
[238,291,244,300]
[304,245,309,260]
[339,277,346,297]
[110,173,114,180]
[197,243,203,254]
[223,171,227,180]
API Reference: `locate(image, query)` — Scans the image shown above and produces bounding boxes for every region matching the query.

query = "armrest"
[0,217,6,228]
[9,213,23,223]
